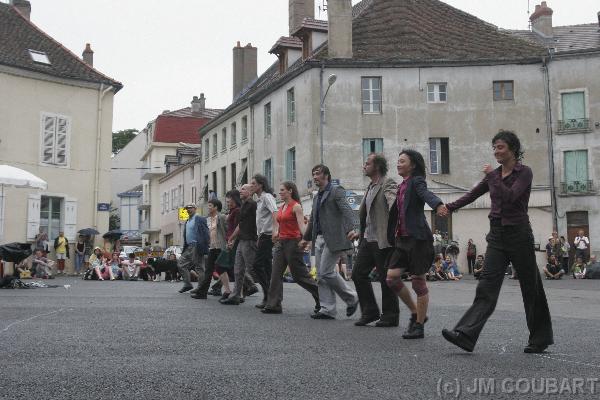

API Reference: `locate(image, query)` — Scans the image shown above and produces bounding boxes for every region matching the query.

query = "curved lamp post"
[319,73,337,164]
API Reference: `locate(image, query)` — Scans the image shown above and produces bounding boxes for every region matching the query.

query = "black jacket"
[387,176,443,243]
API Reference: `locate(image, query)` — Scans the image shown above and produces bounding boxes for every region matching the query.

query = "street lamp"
[319,73,337,164]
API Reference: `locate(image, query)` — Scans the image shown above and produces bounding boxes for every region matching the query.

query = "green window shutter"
[561,92,585,121]
[375,138,383,153]
[564,150,588,184]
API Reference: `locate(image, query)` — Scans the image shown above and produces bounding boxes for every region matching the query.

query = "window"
[204,138,209,161]
[361,77,382,113]
[264,103,272,137]
[221,167,227,197]
[362,138,383,162]
[286,147,296,182]
[221,127,227,152]
[287,88,296,124]
[427,83,447,103]
[231,162,237,190]
[241,116,248,143]
[171,188,176,210]
[429,138,450,174]
[264,158,273,189]
[179,184,184,207]
[190,165,195,181]
[493,81,513,101]
[563,150,589,193]
[231,122,237,148]
[29,49,50,65]
[211,171,217,195]
[40,113,69,166]
[212,133,217,157]
[191,186,197,205]
[559,91,588,131]
[203,175,209,199]
[240,158,248,185]
[39,196,62,241]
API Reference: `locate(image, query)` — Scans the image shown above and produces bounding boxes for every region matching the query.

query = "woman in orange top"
[262,181,320,314]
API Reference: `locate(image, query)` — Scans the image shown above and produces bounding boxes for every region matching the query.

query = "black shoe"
[374,319,399,328]
[314,303,321,314]
[246,286,259,297]
[524,344,548,354]
[178,285,193,293]
[346,299,359,317]
[255,301,266,309]
[442,329,475,352]
[190,293,207,299]
[354,315,380,326]
[239,297,245,303]
[404,314,428,334]
[219,293,231,301]
[189,287,200,295]
[208,288,222,296]
[310,312,335,320]
[261,307,282,314]
[402,322,424,339]
[220,296,241,305]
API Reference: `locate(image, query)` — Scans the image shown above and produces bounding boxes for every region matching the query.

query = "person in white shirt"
[121,253,142,281]
[574,230,590,262]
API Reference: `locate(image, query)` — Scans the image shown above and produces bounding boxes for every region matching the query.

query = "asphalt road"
[1,276,599,400]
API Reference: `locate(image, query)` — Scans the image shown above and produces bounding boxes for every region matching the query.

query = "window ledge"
[230,144,237,150]
[556,129,592,135]
[221,149,227,154]
[241,138,248,145]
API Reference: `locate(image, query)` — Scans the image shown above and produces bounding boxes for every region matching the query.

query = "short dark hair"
[225,189,241,207]
[208,198,222,212]
[128,253,135,258]
[492,130,523,161]
[311,164,332,181]
[399,149,426,177]
[368,153,388,176]
[252,174,273,195]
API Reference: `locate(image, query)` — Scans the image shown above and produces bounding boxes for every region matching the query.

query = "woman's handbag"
[215,246,236,270]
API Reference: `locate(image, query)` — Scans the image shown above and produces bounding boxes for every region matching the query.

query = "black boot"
[402,322,424,339]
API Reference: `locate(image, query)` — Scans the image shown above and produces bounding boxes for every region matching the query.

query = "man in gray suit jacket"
[301,165,359,319]
[351,153,400,327]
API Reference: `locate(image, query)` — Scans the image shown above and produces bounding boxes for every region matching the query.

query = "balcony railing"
[557,118,591,133]
[560,180,595,195]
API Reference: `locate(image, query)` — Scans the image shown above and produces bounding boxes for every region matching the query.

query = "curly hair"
[492,130,523,161]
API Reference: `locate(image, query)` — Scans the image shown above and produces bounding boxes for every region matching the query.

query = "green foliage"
[112,129,138,154]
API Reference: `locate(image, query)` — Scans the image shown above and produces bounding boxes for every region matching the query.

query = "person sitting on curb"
[543,255,564,280]
[571,256,586,279]
[443,255,461,281]
[473,255,485,280]
[32,249,54,279]
[122,253,142,281]
[89,247,114,280]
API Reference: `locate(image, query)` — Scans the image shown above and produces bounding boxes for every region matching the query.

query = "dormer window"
[29,49,51,65]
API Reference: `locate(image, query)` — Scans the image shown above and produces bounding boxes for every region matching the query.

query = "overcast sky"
[12,0,599,132]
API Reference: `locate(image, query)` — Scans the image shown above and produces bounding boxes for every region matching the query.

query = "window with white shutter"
[64,198,77,241]
[26,194,41,241]
[40,113,70,167]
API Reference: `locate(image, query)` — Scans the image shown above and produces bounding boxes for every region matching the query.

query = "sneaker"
[402,322,424,339]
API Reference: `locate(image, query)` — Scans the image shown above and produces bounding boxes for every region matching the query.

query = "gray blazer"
[209,214,228,250]
[359,176,398,249]
[304,185,358,253]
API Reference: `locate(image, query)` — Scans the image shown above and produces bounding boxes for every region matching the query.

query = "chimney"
[289,0,315,35]
[327,0,353,58]
[232,42,258,100]
[530,1,553,38]
[191,93,206,113]
[10,0,31,21]
[82,43,94,67]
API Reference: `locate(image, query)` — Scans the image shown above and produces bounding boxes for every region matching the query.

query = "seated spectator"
[121,253,142,281]
[473,254,485,280]
[543,255,564,280]
[571,256,586,279]
[584,255,600,279]
[443,255,462,281]
[88,247,113,280]
[106,252,122,280]
[14,257,33,279]
[32,249,53,279]
[427,254,447,281]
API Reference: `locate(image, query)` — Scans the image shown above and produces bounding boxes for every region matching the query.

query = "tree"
[112,128,138,154]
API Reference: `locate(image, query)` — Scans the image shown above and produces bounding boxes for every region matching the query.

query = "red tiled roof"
[153,115,212,144]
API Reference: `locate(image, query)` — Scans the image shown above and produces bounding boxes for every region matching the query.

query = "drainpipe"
[249,103,255,178]
[93,83,113,229]
[542,55,558,231]
[319,61,324,164]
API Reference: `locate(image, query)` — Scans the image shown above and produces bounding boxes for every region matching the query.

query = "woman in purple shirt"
[440,131,553,354]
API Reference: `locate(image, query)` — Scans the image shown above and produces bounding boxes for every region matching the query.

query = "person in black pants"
[351,153,400,327]
[440,130,553,354]
[249,174,278,309]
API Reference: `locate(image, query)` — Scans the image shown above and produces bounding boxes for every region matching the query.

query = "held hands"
[436,204,449,218]
[348,230,360,241]
[299,240,311,250]
[483,164,494,175]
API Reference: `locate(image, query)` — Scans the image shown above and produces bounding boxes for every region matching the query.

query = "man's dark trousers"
[453,223,554,347]
[251,234,273,301]
[352,240,399,323]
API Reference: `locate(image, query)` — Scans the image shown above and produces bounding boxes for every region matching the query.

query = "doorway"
[566,211,589,262]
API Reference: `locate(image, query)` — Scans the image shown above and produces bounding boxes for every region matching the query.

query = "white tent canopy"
[0,165,47,190]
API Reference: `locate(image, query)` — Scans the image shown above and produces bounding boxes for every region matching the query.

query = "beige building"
[0,1,121,270]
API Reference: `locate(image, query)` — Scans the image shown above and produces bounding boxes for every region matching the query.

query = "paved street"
[1,276,599,400]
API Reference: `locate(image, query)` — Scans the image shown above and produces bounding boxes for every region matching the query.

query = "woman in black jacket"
[386,149,444,339]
